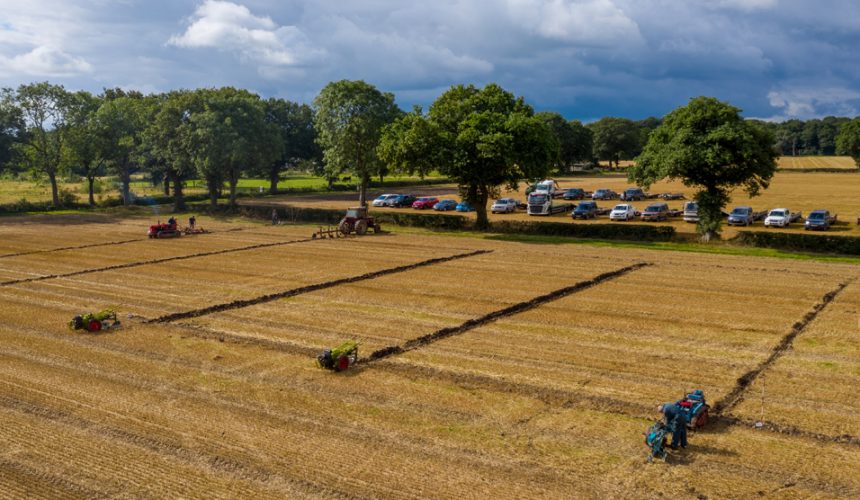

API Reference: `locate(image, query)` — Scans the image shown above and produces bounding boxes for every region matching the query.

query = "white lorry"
[527,191,572,215]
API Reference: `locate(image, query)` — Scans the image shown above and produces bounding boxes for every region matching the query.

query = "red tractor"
[148,220,181,238]
[337,206,381,235]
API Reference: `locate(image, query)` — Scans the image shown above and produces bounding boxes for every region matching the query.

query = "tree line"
[1,80,859,231]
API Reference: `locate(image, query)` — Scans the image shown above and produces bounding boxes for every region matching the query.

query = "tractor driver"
[657,402,687,450]
[167,216,177,227]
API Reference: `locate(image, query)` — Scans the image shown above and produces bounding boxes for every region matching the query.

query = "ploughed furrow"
[149,249,493,323]
[720,415,860,448]
[366,262,651,362]
[0,457,104,499]
[713,281,851,415]
[0,237,144,259]
[0,237,314,287]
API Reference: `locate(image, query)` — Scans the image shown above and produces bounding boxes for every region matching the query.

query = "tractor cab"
[344,207,366,220]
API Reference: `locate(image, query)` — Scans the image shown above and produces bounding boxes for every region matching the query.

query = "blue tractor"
[679,390,710,429]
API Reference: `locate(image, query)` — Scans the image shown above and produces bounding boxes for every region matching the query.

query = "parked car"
[388,194,416,208]
[455,201,474,212]
[591,188,618,200]
[609,204,637,221]
[491,198,518,213]
[727,206,756,226]
[641,203,669,221]
[805,210,837,230]
[412,196,439,209]
[433,199,457,211]
[571,200,599,219]
[620,188,646,201]
[764,208,801,228]
[372,194,397,207]
[682,201,699,223]
[562,188,586,200]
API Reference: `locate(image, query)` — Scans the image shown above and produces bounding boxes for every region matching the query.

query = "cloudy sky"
[2,0,859,121]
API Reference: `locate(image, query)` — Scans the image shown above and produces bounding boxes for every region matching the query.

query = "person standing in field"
[189,215,196,229]
[657,402,687,449]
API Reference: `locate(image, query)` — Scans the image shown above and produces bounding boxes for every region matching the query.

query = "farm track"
[0,237,315,287]
[713,280,852,415]
[365,262,651,362]
[149,249,493,323]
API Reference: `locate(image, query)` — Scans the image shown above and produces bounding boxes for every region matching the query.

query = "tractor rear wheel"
[87,319,102,332]
[354,220,368,235]
[338,220,351,235]
[695,408,709,428]
[335,355,350,371]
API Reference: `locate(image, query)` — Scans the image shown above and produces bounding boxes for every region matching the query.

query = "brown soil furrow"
[0,458,103,499]
[713,280,852,415]
[149,249,493,323]
[718,414,860,447]
[0,237,315,287]
[0,238,144,259]
[365,262,651,362]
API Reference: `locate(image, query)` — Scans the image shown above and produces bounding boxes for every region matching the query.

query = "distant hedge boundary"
[223,204,676,241]
[734,230,860,255]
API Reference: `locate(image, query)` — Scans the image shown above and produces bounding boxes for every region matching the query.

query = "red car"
[412,196,439,209]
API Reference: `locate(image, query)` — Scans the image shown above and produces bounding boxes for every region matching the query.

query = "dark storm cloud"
[1,0,859,120]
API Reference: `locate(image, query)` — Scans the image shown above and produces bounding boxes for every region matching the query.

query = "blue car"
[455,201,474,212]
[433,199,457,211]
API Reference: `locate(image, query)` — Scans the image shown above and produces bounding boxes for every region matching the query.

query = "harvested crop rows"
[2,213,860,498]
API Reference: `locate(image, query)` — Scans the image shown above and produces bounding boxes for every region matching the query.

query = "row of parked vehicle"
[682,202,837,230]
[372,193,475,212]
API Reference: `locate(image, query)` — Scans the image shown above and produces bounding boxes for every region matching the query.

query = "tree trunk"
[48,171,59,207]
[228,167,239,207]
[327,175,334,190]
[209,183,218,207]
[87,175,96,206]
[358,174,369,207]
[269,166,279,194]
[163,175,170,196]
[120,163,132,205]
[473,184,490,230]
[171,171,185,211]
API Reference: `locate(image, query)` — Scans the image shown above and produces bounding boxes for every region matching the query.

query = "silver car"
[491,198,518,213]
[372,194,397,207]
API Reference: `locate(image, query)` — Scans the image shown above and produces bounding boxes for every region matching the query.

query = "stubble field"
[1,212,859,498]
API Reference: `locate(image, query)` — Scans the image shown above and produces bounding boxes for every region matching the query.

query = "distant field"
[0,173,440,206]
[777,156,857,170]
[1,213,858,497]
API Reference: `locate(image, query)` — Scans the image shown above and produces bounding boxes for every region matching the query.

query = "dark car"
[571,201,599,219]
[562,188,585,200]
[389,194,416,207]
[804,210,835,230]
[621,188,646,201]
[412,196,439,209]
[591,188,618,200]
[433,199,457,211]
[641,203,669,221]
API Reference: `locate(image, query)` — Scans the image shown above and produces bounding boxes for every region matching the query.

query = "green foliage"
[257,98,318,193]
[587,117,640,167]
[313,80,400,206]
[403,83,557,230]
[836,117,860,167]
[93,95,146,205]
[630,96,778,240]
[735,230,860,256]
[0,89,25,172]
[12,81,74,206]
[379,106,442,180]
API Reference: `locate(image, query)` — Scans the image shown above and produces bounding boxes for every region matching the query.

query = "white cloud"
[168,0,322,68]
[709,0,778,11]
[506,0,641,44]
[765,86,860,120]
[0,46,92,77]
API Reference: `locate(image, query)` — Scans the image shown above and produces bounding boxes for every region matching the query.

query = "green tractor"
[317,340,359,372]
[69,309,121,333]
